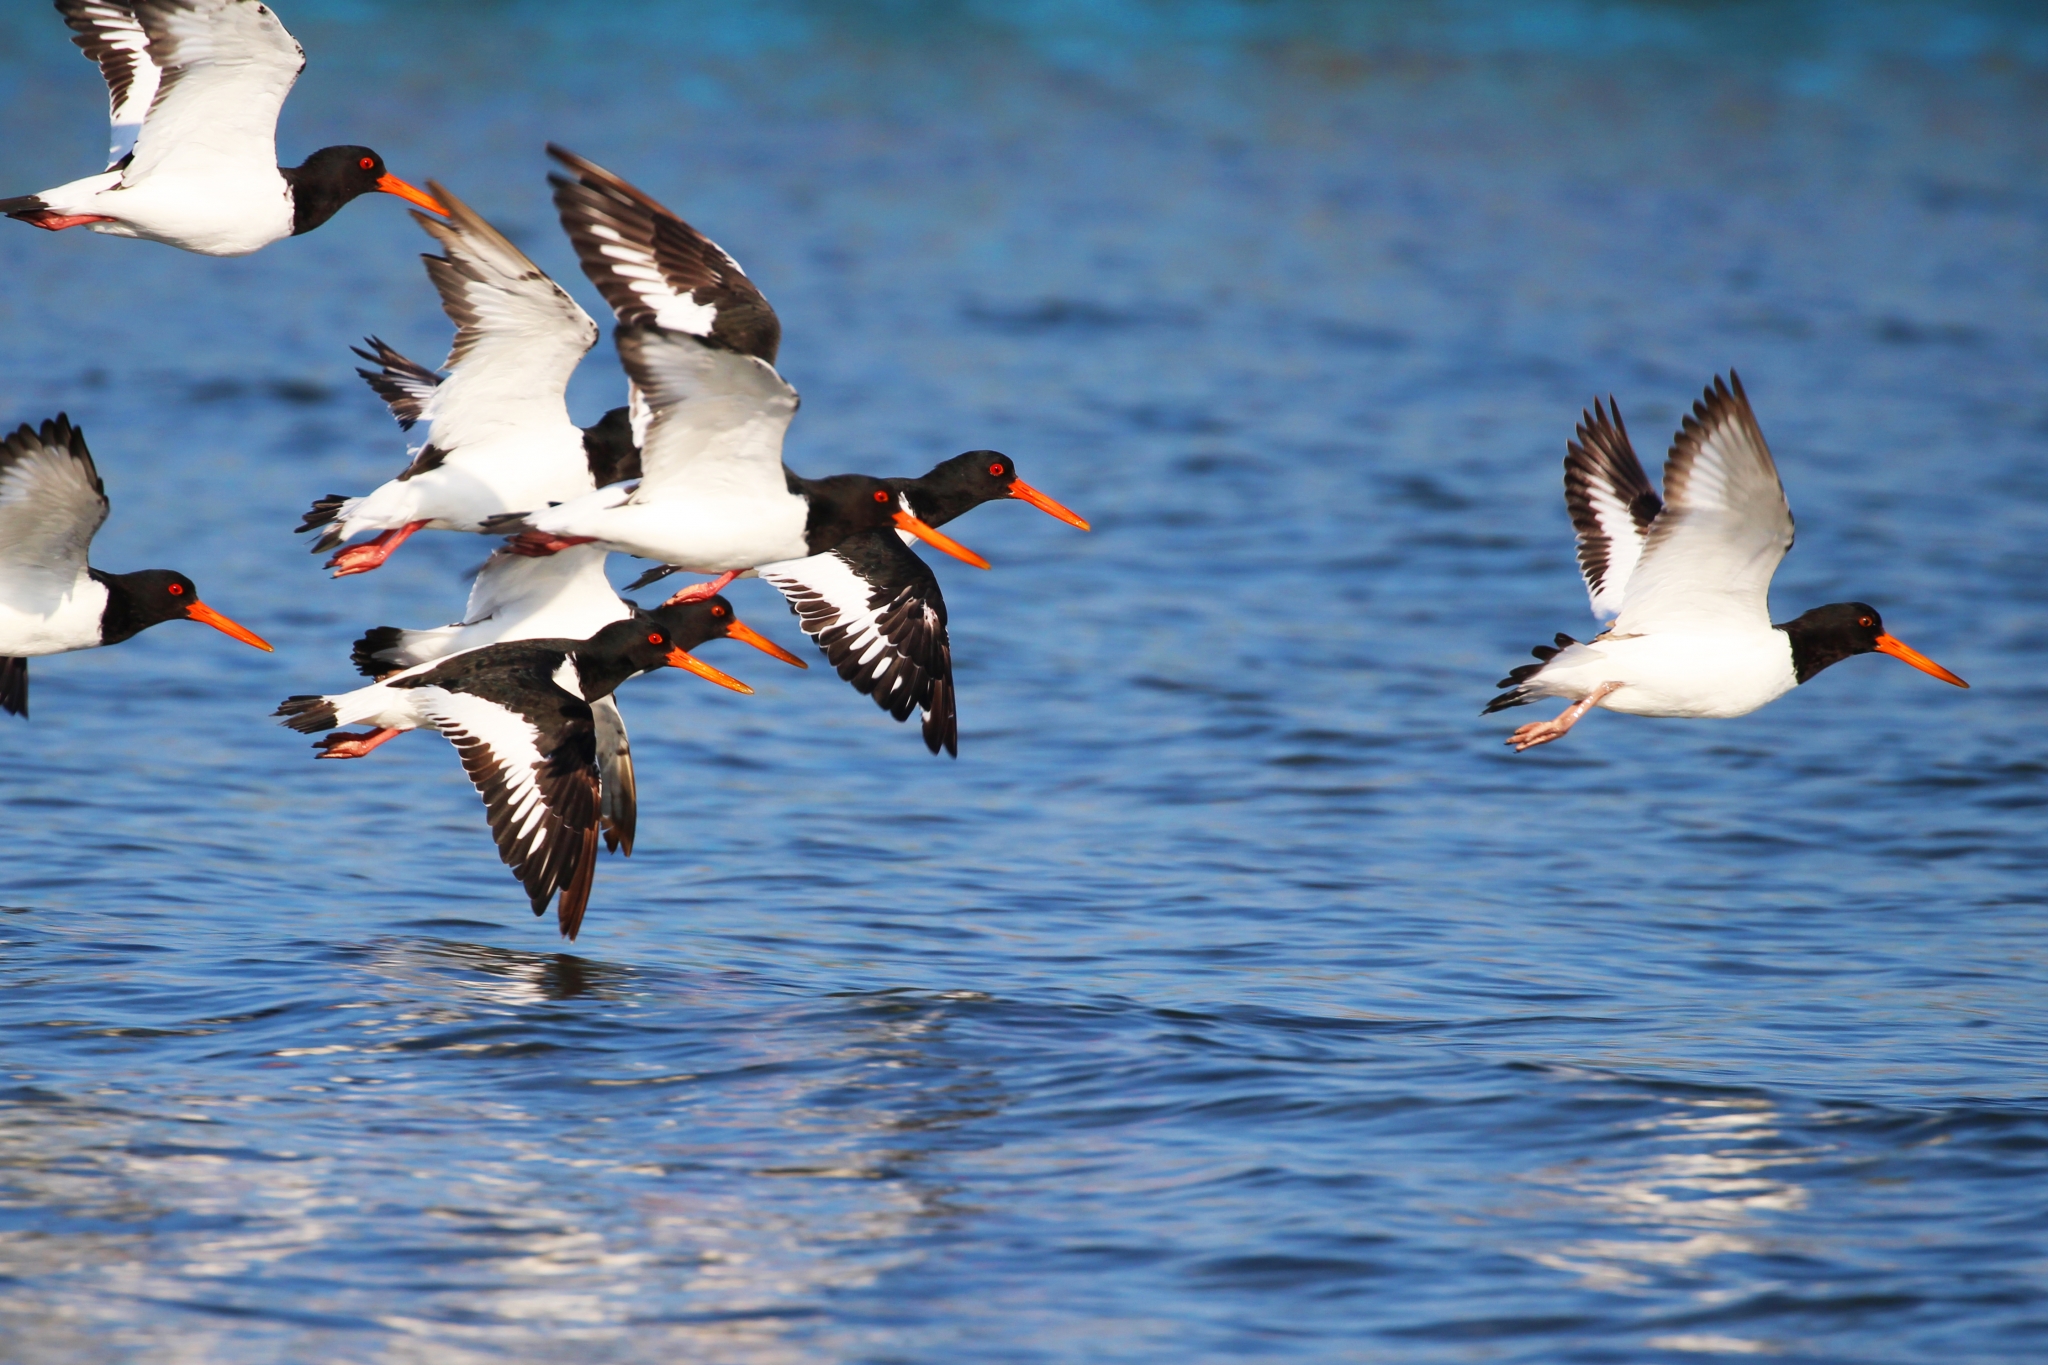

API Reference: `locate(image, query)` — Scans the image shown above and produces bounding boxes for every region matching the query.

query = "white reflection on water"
[0,942,1001,1363]
[1514,1090,1822,1296]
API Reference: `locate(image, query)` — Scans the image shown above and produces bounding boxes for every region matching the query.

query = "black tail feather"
[477,511,533,536]
[1484,633,1579,714]
[1,194,50,220]
[298,494,350,552]
[0,657,25,718]
[274,694,340,734]
[350,626,406,679]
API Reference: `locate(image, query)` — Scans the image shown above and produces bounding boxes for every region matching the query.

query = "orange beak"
[664,645,752,694]
[1874,634,1968,688]
[185,601,273,652]
[1008,478,1091,531]
[376,174,448,215]
[725,617,808,668]
[894,510,991,569]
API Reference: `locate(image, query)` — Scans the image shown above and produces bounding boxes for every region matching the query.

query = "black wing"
[759,532,957,757]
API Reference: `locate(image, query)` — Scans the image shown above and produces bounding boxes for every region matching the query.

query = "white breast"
[0,574,109,656]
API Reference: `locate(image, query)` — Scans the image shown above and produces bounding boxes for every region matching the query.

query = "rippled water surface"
[3,2,2048,1360]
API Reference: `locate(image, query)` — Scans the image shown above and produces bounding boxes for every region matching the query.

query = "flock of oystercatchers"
[0,1,1969,937]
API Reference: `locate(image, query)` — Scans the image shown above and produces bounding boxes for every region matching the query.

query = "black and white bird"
[0,414,271,718]
[297,182,606,575]
[750,450,1089,757]
[1487,372,1967,751]
[347,554,807,852]
[2,0,444,256]
[275,608,761,938]
[485,145,990,601]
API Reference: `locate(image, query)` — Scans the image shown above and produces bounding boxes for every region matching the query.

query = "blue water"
[3,2,2047,1360]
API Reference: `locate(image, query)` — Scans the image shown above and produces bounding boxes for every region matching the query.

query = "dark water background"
[3,2,2047,1360]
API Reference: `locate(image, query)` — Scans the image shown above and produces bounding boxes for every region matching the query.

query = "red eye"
[873,490,889,503]
[167,583,184,596]
[359,156,375,171]
[1859,617,1872,627]
[711,605,726,616]
[647,633,663,645]
[989,463,1004,477]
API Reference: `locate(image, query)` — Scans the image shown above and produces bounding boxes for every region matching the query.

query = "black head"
[899,448,1090,532]
[645,594,738,652]
[894,450,1019,525]
[93,569,273,651]
[582,612,758,695]
[582,613,685,672]
[284,147,447,235]
[1778,601,1967,688]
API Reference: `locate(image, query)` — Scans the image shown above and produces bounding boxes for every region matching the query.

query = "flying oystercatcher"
[2,0,444,255]
[0,414,271,717]
[482,145,990,602]
[1488,372,1967,751]
[275,607,767,937]
[348,558,806,853]
[297,182,605,575]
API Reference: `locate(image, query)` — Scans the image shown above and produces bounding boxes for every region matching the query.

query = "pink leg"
[660,570,742,606]
[327,520,432,577]
[15,212,118,231]
[504,530,599,558]
[1507,681,1624,753]
[314,727,406,759]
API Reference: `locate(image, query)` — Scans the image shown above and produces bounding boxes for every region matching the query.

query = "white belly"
[1535,629,1797,719]
[533,489,811,571]
[345,426,596,535]
[0,575,108,657]
[326,680,434,732]
[77,166,296,257]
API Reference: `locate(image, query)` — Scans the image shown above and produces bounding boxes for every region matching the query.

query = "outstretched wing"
[416,688,602,940]
[412,184,598,451]
[110,0,304,186]
[548,145,796,502]
[352,336,441,431]
[1611,372,1794,636]
[0,416,110,591]
[759,531,957,757]
[1563,397,1662,619]
[56,0,162,166]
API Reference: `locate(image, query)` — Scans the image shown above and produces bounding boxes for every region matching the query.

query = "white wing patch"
[416,188,599,453]
[1612,374,1795,637]
[615,328,798,501]
[583,223,720,335]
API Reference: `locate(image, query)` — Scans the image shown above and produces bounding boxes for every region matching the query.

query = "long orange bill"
[664,646,753,694]
[1008,478,1091,531]
[186,601,273,652]
[894,510,991,569]
[725,618,808,668]
[1874,634,1969,688]
[376,174,449,215]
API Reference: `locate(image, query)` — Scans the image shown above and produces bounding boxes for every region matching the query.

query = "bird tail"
[1482,633,1578,715]
[0,194,50,221]
[297,494,357,552]
[274,694,340,734]
[0,657,26,718]
[477,510,535,536]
